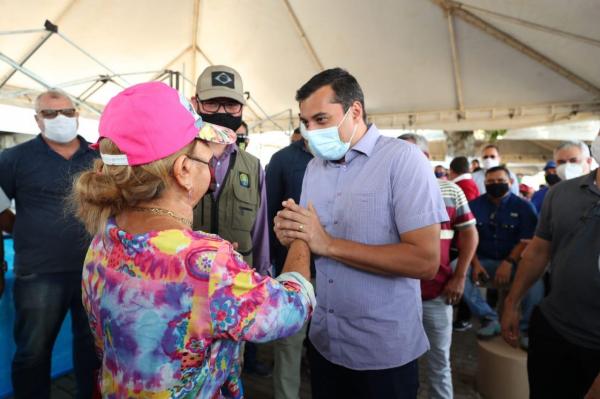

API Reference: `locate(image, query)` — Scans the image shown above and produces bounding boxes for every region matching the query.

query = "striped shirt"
[422,180,476,300]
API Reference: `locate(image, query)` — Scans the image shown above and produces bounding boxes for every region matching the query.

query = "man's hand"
[585,372,600,399]
[274,199,333,256]
[443,275,465,305]
[471,262,488,285]
[495,260,513,286]
[501,297,521,347]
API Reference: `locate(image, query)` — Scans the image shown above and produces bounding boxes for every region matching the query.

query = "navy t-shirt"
[0,135,98,275]
[469,192,538,260]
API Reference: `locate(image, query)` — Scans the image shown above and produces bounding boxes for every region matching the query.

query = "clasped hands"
[274,199,332,256]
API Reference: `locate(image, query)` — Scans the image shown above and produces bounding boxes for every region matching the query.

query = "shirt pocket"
[346,192,389,243]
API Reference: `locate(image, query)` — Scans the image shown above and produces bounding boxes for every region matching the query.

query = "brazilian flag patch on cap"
[239,172,250,188]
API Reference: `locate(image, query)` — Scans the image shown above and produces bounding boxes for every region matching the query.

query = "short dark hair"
[296,68,367,123]
[450,156,470,174]
[483,144,499,152]
[292,127,301,135]
[485,165,511,178]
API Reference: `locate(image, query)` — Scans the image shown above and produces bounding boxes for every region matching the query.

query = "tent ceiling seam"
[282,0,324,71]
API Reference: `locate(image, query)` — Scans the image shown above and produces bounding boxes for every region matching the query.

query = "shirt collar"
[452,173,472,183]
[486,191,513,206]
[37,134,93,157]
[215,143,237,161]
[344,124,380,163]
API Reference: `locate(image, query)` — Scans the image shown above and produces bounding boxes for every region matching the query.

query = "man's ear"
[352,101,363,122]
[34,114,44,131]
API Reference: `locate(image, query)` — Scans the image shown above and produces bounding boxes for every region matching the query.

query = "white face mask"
[482,157,500,170]
[591,135,600,165]
[43,114,78,143]
[556,162,585,181]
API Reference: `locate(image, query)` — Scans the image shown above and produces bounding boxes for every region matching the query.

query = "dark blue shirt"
[531,186,548,213]
[0,135,98,275]
[265,139,313,275]
[469,192,538,260]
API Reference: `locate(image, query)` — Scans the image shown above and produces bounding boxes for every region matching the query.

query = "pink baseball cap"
[94,82,236,166]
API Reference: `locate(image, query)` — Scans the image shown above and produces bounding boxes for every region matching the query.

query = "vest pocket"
[231,179,258,232]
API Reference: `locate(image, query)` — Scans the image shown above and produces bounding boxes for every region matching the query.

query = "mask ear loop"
[339,106,358,145]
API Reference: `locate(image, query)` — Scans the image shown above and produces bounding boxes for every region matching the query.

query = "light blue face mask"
[300,108,358,161]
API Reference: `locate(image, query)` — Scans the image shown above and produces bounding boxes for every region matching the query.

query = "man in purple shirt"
[274,68,448,399]
[191,66,271,377]
[191,65,270,275]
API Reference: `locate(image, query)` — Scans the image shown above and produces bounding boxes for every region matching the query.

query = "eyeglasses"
[38,108,77,119]
[198,97,242,114]
[187,155,217,193]
[482,155,497,160]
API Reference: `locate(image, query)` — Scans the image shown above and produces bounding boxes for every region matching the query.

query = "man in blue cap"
[531,160,558,212]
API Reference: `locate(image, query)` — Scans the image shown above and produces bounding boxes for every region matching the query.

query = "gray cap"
[195,65,245,104]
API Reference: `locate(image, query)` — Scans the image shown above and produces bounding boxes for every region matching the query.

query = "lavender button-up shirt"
[300,124,448,370]
[211,144,271,275]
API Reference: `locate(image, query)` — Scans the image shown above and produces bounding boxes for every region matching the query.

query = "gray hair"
[397,133,429,153]
[554,140,590,159]
[34,89,74,112]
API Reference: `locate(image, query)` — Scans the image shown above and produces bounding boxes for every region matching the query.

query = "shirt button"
[216,183,220,188]
[328,309,334,314]
[336,192,341,197]
[333,221,338,225]
[217,161,221,166]
[328,279,333,284]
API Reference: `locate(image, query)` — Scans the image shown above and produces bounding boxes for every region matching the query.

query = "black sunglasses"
[38,108,77,119]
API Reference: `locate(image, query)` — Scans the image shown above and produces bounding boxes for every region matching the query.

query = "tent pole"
[282,0,324,72]
[0,21,58,89]
[445,10,465,119]
[0,52,101,115]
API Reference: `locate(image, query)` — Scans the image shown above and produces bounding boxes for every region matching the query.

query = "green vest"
[193,150,260,266]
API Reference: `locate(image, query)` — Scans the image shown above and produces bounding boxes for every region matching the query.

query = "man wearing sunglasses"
[191,65,272,377]
[0,90,99,398]
[473,144,520,196]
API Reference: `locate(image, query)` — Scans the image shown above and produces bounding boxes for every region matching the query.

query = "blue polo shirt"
[0,135,98,275]
[469,192,538,260]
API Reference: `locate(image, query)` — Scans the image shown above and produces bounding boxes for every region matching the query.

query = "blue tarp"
[0,238,74,398]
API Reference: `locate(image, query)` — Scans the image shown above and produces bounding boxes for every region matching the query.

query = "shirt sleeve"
[535,185,554,241]
[392,144,449,234]
[519,200,539,240]
[208,242,313,343]
[451,184,476,231]
[250,163,271,276]
[0,149,16,200]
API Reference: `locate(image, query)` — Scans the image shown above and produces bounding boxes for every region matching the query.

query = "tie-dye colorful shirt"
[82,218,314,398]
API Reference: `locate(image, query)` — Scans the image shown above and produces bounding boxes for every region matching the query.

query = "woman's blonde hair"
[72,138,196,235]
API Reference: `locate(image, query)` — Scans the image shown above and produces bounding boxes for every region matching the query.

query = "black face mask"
[200,112,243,131]
[545,173,561,186]
[486,183,510,198]
[236,134,249,150]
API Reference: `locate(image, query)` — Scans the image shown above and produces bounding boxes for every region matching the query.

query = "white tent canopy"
[1,0,599,131]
